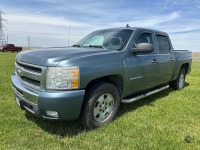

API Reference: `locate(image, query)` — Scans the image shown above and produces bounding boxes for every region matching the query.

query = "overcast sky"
[0,0,200,51]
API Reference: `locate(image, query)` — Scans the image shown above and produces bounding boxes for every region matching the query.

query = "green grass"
[0,53,200,150]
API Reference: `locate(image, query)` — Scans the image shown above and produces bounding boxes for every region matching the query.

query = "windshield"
[75,29,133,51]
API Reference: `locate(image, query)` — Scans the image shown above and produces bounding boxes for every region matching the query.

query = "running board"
[121,85,169,103]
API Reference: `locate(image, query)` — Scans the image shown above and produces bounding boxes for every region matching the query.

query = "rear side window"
[156,35,171,53]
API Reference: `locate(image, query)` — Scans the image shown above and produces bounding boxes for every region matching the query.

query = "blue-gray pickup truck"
[11,27,192,129]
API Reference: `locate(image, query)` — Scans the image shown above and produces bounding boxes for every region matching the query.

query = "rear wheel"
[80,82,120,129]
[3,49,7,52]
[170,69,186,90]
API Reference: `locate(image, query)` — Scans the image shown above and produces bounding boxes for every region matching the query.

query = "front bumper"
[11,73,85,120]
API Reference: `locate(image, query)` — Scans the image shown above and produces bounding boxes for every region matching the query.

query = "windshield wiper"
[89,45,104,49]
[72,44,82,48]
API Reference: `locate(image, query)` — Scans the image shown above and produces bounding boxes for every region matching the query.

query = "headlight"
[46,67,79,90]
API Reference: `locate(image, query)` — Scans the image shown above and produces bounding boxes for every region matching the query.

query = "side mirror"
[132,43,154,53]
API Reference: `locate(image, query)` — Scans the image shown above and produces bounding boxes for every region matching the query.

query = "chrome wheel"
[93,93,115,123]
[179,73,185,89]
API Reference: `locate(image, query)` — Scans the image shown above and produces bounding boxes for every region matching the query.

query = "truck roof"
[98,27,168,35]
[2,44,14,46]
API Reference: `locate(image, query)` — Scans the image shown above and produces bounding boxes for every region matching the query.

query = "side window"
[133,33,154,52]
[156,35,171,53]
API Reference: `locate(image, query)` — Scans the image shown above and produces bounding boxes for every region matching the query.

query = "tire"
[80,82,120,129]
[170,69,186,90]
[3,49,7,52]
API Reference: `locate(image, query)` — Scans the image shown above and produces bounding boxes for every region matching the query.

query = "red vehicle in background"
[0,44,22,52]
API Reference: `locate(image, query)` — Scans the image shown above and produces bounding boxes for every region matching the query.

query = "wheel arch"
[84,75,124,99]
[171,62,190,81]
[180,63,189,74]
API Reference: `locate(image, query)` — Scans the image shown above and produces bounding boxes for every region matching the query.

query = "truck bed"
[174,50,192,61]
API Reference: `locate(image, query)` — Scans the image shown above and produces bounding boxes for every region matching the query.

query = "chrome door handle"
[169,57,173,61]
[152,59,158,64]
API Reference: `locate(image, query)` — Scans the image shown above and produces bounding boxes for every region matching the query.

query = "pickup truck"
[11,27,192,129]
[0,44,22,52]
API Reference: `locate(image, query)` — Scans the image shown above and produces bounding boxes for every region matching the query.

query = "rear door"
[156,34,174,84]
[125,31,160,96]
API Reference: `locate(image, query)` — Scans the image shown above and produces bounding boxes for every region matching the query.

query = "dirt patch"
[22,47,32,51]
[193,52,200,61]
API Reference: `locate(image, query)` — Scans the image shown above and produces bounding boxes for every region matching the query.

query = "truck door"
[9,44,15,51]
[125,32,160,96]
[156,34,174,84]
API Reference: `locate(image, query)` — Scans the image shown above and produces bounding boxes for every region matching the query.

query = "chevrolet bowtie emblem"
[17,68,23,76]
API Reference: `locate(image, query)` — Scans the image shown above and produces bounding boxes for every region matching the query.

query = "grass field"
[0,52,200,150]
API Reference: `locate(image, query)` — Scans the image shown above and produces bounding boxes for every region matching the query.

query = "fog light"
[46,110,58,118]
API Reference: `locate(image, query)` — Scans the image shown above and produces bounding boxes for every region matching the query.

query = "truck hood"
[16,48,115,67]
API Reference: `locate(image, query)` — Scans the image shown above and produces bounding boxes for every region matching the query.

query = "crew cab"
[0,44,22,52]
[11,27,192,129]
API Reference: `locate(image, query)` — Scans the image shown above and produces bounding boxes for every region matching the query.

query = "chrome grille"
[15,60,45,89]
[21,76,40,87]
[16,61,41,73]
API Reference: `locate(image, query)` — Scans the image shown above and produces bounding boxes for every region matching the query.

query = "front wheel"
[80,82,120,129]
[170,69,186,90]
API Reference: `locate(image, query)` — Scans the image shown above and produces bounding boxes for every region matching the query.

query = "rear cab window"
[9,44,14,47]
[156,34,171,53]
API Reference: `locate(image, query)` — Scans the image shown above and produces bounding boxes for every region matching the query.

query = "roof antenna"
[126,24,130,28]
